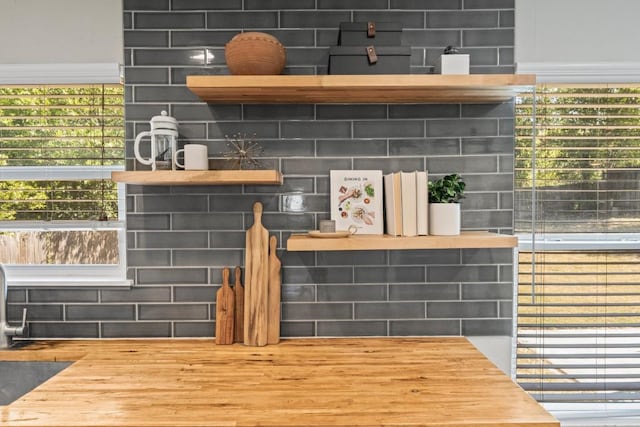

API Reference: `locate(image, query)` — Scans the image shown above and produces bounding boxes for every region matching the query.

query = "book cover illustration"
[330,170,384,235]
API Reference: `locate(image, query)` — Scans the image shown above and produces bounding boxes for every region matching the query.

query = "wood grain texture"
[233,265,244,344]
[215,267,234,345]
[267,235,281,345]
[111,170,283,186]
[186,74,536,104]
[287,231,518,251]
[244,202,270,347]
[0,338,559,427]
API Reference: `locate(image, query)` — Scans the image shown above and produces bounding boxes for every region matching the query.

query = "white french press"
[134,111,178,170]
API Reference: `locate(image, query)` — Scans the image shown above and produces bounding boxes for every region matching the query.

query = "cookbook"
[330,170,384,235]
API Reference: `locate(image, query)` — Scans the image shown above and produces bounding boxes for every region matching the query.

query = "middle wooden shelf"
[111,170,283,186]
[286,231,517,251]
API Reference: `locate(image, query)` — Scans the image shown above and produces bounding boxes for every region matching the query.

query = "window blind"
[0,85,124,221]
[515,85,640,407]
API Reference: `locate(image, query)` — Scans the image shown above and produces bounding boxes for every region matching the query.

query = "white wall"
[468,336,512,377]
[0,0,123,65]
[0,0,122,83]
[515,0,640,81]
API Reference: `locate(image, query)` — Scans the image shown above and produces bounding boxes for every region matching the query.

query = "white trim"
[0,165,124,181]
[0,63,123,84]
[4,265,130,288]
[516,62,640,83]
[517,233,640,251]
[544,403,640,426]
[0,220,124,231]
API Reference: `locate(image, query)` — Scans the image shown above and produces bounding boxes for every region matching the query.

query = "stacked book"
[383,171,428,236]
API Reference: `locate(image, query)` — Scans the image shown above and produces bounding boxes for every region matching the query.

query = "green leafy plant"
[428,174,466,203]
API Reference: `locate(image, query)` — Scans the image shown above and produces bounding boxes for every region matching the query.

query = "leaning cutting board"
[267,235,281,345]
[215,267,234,345]
[244,202,269,346]
[234,265,244,344]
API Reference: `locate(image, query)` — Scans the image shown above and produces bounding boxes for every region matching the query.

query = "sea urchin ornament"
[222,133,264,170]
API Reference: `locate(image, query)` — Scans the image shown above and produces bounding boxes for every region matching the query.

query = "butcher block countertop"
[0,338,559,427]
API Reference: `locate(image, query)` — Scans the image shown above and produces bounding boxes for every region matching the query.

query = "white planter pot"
[429,203,460,235]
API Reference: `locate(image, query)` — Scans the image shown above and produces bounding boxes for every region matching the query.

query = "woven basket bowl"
[225,32,286,75]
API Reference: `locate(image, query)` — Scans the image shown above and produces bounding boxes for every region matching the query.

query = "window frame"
[0,78,129,288]
[514,81,640,419]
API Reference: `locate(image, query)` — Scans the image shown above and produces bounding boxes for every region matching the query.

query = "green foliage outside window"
[0,85,124,221]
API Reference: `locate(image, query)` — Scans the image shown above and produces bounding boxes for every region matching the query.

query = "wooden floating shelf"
[186,74,536,104]
[287,231,518,251]
[111,170,283,186]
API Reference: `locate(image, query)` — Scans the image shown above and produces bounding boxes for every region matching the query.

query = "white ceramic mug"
[173,144,208,170]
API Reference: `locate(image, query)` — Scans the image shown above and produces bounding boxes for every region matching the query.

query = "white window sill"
[517,232,640,251]
[3,265,130,288]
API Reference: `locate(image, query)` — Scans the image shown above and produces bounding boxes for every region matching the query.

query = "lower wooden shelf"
[111,170,283,185]
[286,231,517,251]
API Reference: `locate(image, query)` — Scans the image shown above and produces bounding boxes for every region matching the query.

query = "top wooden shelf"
[186,74,536,104]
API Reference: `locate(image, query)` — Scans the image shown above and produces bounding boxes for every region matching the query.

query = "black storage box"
[328,46,411,75]
[338,21,403,46]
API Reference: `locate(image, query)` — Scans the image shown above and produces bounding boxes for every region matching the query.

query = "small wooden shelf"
[186,74,535,104]
[111,170,283,186]
[286,231,517,251]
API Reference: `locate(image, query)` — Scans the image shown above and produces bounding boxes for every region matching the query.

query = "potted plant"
[428,173,466,235]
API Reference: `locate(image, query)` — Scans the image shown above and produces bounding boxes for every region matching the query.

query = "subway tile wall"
[9,0,517,339]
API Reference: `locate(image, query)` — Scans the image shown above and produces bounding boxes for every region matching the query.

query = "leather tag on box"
[366,46,378,64]
[367,21,376,37]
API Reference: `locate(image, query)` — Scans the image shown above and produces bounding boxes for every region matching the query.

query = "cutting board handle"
[253,202,263,226]
[269,234,277,254]
[222,266,230,287]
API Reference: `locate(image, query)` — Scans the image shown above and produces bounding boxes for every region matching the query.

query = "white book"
[383,172,403,236]
[416,170,428,235]
[400,171,417,237]
[330,170,384,235]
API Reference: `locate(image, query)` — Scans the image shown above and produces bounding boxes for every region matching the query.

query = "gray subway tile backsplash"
[317,285,387,302]
[14,2,517,339]
[389,319,461,336]
[317,320,387,336]
[389,283,460,301]
[28,289,98,303]
[427,11,499,28]
[353,11,425,28]
[174,321,215,337]
[206,11,278,29]
[172,0,241,10]
[139,304,210,320]
[462,28,514,47]
[282,303,353,320]
[134,12,205,29]
[124,31,169,48]
[8,304,63,322]
[280,11,351,28]
[392,0,462,9]
[461,319,512,336]
[29,323,99,339]
[66,305,136,321]
[102,322,172,338]
[355,302,425,320]
[355,266,425,284]
[464,0,514,9]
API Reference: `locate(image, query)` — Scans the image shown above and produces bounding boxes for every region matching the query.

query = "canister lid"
[150,110,178,130]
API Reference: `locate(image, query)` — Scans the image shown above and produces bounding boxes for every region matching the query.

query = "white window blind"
[515,85,640,411]
[0,85,125,270]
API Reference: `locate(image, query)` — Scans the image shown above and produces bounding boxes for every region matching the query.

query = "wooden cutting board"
[244,202,269,346]
[233,265,244,343]
[215,267,234,345]
[267,235,281,344]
